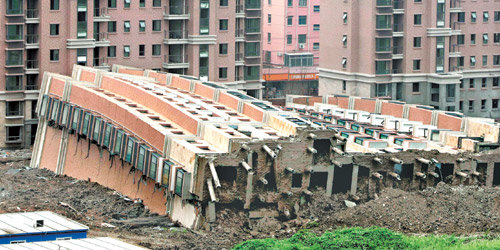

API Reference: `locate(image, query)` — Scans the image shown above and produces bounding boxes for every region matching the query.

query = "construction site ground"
[1,155,499,249]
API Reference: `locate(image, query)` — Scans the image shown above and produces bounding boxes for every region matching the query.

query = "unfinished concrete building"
[31,65,500,229]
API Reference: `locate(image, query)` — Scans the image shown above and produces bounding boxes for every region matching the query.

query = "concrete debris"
[344,200,357,208]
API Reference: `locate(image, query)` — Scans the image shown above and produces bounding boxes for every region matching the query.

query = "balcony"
[235,29,245,42]
[25,9,39,23]
[235,53,244,66]
[25,34,39,49]
[164,4,189,20]
[94,32,110,47]
[392,23,403,37]
[392,46,403,59]
[245,0,261,10]
[449,44,461,57]
[6,33,23,42]
[93,57,110,70]
[393,0,404,10]
[25,84,38,91]
[6,8,23,16]
[236,4,245,18]
[376,0,392,7]
[164,30,188,44]
[450,0,462,12]
[25,60,39,74]
[93,8,111,22]
[163,55,189,69]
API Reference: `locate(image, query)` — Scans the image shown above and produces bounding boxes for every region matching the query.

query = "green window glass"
[298,34,306,44]
[153,0,161,7]
[126,137,135,163]
[40,96,49,117]
[245,19,260,33]
[50,24,59,36]
[299,16,307,25]
[287,35,292,44]
[140,0,145,7]
[93,118,102,141]
[6,76,22,91]
[6,25,23,40]
[72,108,80,130]
[114,130,124,155]
[200,0,210,35]
[6,50,23,66]
[61,104,70,126]
[108,0,117,8]
[375,38,391,52]
[376,15,392,29]
[162,160,172,187]
[150,153,160,178]
[175,169,184,196]
[50,100,59,121]
[50,0,59,10]
[7,0,23,14]
[137,145,147,171]
[82,113,90,135]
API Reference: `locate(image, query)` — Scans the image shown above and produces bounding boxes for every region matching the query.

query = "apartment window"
[459,101,463,111]
[494,77,499,87]
[495,55,500,66]
[220,0,228,6]
[299,16,307,25]
[375,38,391,52]
[482,78,487,88]
[458,56,464,67]
[139,45,145,56]
[314,5,320,12]
[460,79,464,89]
[457,35,464,45]
[436,36,445,72]
[219,67,227,79]
[494,33,500,43]
[299,0,307,7]
[342,81,346,92]
[469,78,475,89]
[342,35,347,47]
[219,43,228,55]
[268,14,271,24]
[244,66,259,80]
[200,0,210,35]
[483,33,489,44]
[6,76,22,91]
[375,61,389,74]
[108,0,117,8]
[343,12,348,24]
[50,49,59,61]
[139,20,146,32]
[124,21,131,32]
[483,55,488,66]
[288,0,292,7]
[471,12,477,23]
[375,83,391,97]
[287,35,292,45]
[152,44,161,56]
[376,15,391,29]
[411,82,420,93]
[446,84,456,99]
[414,14,422,25]
[119,46,129,58]
[152,20,161,31]
[458,12,465,22]
[495,11,500,21]
[6,101,22,117]
[220,19,228,30]
[469,100,474,111]
[414,0,422,2]
[413,59,421,70]
[6,25,22,40]
[298,34,306,44]
[413,37,421,48]
[76,49,87,66]
[493,99,499,109]
[267,32,271,43]
[469,56,478,67]
[483,11,489,22]
[6,50,22,66]
[471,34,476,45]
[50,0,59,10]
[108,46,116,57]
[108,21,117,32]
[313,43,319,50]
[287,16,293,26]
[49,24,60,36]
[313,24,320,31]
[342,57,347,68]
[124,0,130,8]
[481,100,486,110]
[284,54,314,67]
[140,0,146,7]
[245,42,260,57]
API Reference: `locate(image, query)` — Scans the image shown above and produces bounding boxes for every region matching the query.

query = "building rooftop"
[0,237,146,250]
[0,211,88,236]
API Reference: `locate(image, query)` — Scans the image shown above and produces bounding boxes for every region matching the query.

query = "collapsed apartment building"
[30,65,500,229]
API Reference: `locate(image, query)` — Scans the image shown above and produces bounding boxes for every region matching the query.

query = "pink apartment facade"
[0,0,263,148]
[319,0,500,119]
[262,0,320,100]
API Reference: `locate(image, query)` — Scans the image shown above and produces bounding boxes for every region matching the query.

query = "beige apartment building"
[0,0,263,148]
[319,0,500,119]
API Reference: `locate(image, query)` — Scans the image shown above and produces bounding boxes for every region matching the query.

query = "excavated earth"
[0,154,498,249]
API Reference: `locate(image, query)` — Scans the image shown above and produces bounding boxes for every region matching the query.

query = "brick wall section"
[170,76,191,91]
[193,82,215,100]
[48,78,66,97]
[148,71,168,85]
[307,97,323,106]
[354,98,376,113]
[39,127,61,172]
[218,92,240,111]
[381,102,404,118]
[337,96,349,109]
[408,107,433,125]
[242,103,264,122]
[117,68,146,76]
[80,70,96,83]
[437,113,462,131]
[327,96,338,105]
[292,97,308,105]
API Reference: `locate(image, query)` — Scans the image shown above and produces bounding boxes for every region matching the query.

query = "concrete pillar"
[350,165,359,195]
[208,201,216,223]
[326,167,334,196]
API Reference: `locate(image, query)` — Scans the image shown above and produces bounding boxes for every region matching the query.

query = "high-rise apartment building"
[319,0,500,119]
[0,0,263,148]
[262,0,320,99]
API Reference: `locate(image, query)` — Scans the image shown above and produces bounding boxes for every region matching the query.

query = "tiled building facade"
[0,0,263,148]
[319,0,500,119]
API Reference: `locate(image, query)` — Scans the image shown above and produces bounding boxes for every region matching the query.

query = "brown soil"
[1,159,499,249]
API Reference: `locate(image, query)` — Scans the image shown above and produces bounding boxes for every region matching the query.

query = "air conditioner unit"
[299,44,305,49]
[277,52,283,56]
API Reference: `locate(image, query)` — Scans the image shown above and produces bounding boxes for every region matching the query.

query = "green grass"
[233,227,500,250]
